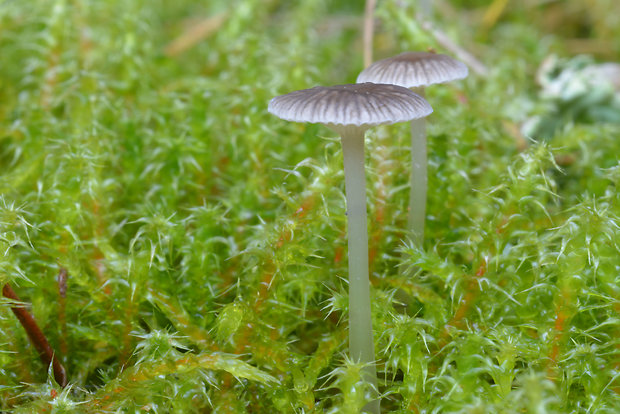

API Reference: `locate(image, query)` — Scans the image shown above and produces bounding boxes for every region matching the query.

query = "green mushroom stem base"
[407,116,428,247]
[340,130,379,414]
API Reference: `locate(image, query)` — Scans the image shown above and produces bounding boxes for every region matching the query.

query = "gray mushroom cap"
[357,52,468,88]
[268,83,432,132]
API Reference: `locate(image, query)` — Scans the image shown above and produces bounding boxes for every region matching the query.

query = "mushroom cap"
[357,52,468,88]
[268,83,432,129]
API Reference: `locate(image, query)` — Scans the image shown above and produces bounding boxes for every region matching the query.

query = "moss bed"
[0,0,619,412]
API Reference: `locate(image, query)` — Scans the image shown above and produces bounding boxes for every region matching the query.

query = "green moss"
[1,0,619,412]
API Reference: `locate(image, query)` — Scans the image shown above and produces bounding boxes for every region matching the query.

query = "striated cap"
[268,83,432,133]
[357,52,468,88]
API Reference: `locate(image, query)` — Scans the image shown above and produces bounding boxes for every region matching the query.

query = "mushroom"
[357,52,468,246]
[269,83,432,412]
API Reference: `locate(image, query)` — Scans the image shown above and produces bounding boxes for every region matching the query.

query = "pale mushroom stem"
[407,86,428,247]
[407,116,427,246]
[340,129,379,414]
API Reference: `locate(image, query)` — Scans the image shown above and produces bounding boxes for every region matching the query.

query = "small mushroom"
[269,83,432,412]
[357,52,468,246]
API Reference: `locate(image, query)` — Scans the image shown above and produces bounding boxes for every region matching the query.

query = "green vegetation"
[1,0,618,412]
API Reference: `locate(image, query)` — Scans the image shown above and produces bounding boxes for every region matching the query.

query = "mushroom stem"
[407,116,427,246]
[340,129,379,413]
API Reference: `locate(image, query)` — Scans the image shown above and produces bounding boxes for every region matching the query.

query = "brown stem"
[2,283,67,387]
[418,19,489,76]
[363,0,377,67]
[58,267,68,357]
[439,258,487,347]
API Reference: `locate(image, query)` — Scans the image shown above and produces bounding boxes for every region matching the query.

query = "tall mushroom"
[269,83,432,412]
[357,52,468,246]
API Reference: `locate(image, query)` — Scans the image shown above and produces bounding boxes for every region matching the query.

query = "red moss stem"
[440,258,487,344]
[547,283,574,378]
[2,283,68,387]
[58,267,68,357]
